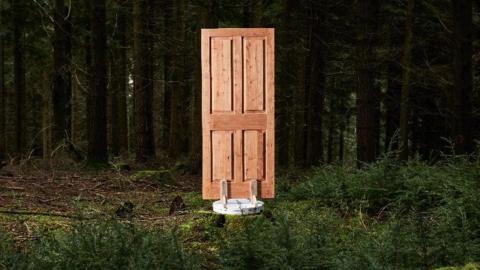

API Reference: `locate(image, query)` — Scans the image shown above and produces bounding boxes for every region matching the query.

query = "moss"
[132,169,175,183]
[435,263,480,270]
[182,192,210,210]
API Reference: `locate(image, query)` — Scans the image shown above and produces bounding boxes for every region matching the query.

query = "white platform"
[212,198,264,215]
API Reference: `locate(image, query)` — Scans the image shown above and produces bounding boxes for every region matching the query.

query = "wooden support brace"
[220,179,228,207]
[250,180,258,206]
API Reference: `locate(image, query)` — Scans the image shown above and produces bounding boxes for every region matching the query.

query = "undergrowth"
[1,157,479,269]
[0,221,198,270]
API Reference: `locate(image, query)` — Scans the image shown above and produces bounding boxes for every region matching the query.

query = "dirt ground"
[0,160,210,242]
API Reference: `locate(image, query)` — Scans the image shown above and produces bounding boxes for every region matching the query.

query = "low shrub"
[1,157,479,269]
[0,221,199,270]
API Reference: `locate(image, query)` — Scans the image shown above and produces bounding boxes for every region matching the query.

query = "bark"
[304,3,325,165]
[52,0,72,145]
[384,11,403,153]
[13,0,26,155]
[338,124,345,164]
[168,0,186,157]
[294,41,306,166]
[110,0,129,155]
[384,60,401,152]
[277,0,296,168]
[87,0,108,164]
[42,92,52,159]
[399,0,414,160]
[162,0,173,150]
[451,0,473,154]
[0,5,5,160]
[327,97,335,163]
[133,0,155,161]
[354,0,381,165]
[338,97,347,164]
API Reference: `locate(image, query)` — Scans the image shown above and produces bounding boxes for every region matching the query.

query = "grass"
[1,156,479,269]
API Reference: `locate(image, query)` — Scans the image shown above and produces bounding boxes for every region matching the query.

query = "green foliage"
[2,158,480,269]
[435,263,480,270]
[132,170,175,184]
[219,208,339,270]
[285,157,480,269]
[0,221,199,270]
[0,231,27,269]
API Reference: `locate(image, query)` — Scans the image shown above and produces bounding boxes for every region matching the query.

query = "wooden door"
[201,28,274,199]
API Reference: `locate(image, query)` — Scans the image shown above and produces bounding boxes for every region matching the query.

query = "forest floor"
[1,158,479,269]
[0,160,212,243]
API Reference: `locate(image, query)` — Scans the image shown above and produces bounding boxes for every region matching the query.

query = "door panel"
[211,131,233,181]
[211,37,233,112]
[244,37,265,112]
[202,28,274,199]
[243,130,265,181]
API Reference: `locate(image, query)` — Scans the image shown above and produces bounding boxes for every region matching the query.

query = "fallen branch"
[0,186,25,191]
[0,210,92,220]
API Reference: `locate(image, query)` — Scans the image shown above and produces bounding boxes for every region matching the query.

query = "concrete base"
[212,198,264,215]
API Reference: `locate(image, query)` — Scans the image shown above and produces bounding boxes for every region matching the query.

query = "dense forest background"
[2,1,480,269]
[0,0,477,168]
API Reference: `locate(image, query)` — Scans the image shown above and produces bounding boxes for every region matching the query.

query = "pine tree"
[354,0,381,165]
[87,0,108,164]
[451,0,473,154]
[110,0,129,155]
[52,0,72,146]
[399,0,415,160]
[133,0,155,161]
[13,0,26,155]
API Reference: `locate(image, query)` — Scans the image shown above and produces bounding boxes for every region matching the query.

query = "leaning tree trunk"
[133,0,155,161]
[52,0,72,146]
[87,0,108,164]
[399,0,414,160]
[354,0,381,165]
[451,0,473,154]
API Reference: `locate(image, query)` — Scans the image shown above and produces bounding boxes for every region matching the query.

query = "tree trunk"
[87,0,108,164]
[0,5,5,160]
[168,0,186,157]
[338,123,345,164]
[384,9,403,153]
[327,97,335,163]
[110,0,129,156]
[162,0,173,150]
[451,0,473,154]
[133,0,155,161]
[304,2,325,165]
[399,0,414,160]
[384,60,401,152]
[13,0,26,155]
[52,0,72,146]
[338,96,347,164]
[354,0,380,165]
[277,0,296,168]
